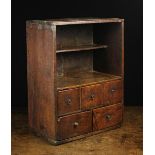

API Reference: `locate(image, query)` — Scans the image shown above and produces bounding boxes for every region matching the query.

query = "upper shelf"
[56,43,108,53]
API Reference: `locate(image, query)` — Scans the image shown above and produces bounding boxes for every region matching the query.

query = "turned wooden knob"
[105,114,112,120]
[90,94,95,100]
[65,98,72,105]
[111,89,116,92]
[73,122,79,127]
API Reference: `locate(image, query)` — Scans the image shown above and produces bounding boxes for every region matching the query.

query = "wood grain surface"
[103,80,123,105]
[29,18,124,25]
[12,106,143,155]
[93,103,123,131]
[26,22,57,139]
[57,88,80,116]
[57,111,92,140]
[81,83,104,109]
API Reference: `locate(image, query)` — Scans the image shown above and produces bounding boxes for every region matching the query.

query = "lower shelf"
[57,71,122,90]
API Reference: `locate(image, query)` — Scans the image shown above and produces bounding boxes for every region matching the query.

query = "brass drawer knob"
[111,89,116,92]
[90,94,95,100]
[105,114,112,120]
[65,98,72,105]
[73,122,79,127]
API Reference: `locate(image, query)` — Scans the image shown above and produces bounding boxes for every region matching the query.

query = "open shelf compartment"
[56,22,123,90]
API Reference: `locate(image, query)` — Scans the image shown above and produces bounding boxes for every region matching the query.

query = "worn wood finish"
[56,51,93,76]
[57,71,121,90]
[57,111,92,140]
[57,43,108,53]
[93,103,123,131]
[103,80,123,106]
[81,83,104,109]
[30,18,124,25]
[26,18,124,145]
[56,25,93,50]
[26,22,57,139]
[93,23,123,76]
[12,106,143,155]
[57,88,80,116]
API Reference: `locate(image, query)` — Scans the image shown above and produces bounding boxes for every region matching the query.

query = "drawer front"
[104,80,122,105]
[57,111,92,140]
[57,88,80,116]
[81,84,104,109]
[93,103,123,131]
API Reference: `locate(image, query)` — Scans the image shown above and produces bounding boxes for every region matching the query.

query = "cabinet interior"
[56,23,123,90]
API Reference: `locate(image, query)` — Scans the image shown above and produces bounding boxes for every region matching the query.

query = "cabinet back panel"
[93,23,123,76]
[57,51,93,76]
[56,25,93,49]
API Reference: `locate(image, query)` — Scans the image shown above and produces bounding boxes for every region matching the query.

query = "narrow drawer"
[93,103,123,131]
[57,88,80,116]
[57,111,92,140]
[81,84,104,109]
[103,80,122,105]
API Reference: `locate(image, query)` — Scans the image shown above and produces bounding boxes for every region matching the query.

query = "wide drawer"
[103,80,122,106]
[93,103,123,131]
[57,88,80,116]
[81,83,104,109]
[57,111,92,140]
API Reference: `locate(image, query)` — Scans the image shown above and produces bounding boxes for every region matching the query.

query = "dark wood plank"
[93,22,124,76]
[57,44,108,53]
[56,24,93,50]
[56,51,93,76]
[26,22,57,140]
[29,18,124,25]
[57,71,122,90]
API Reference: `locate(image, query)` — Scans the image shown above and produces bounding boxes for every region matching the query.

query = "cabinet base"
[44,122,122,145]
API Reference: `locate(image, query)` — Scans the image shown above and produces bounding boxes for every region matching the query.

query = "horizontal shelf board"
[57,71,122,90]
[28,18,124,26]
[56,44,108,53]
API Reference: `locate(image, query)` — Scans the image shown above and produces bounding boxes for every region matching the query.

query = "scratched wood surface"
[29,18,124,25]
[12,106,143,155]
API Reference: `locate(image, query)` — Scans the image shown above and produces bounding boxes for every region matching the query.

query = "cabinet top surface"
[27,18,124,25]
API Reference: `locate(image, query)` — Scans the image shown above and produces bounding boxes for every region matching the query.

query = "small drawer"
[57,111,92,140]
[57,88,80,116]
[81,84,104,109]
[93,103,123,131]
[103,80,122,105]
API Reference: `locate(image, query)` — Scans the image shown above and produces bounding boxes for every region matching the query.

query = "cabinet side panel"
[26,23,56,139]
[93,23,123,76]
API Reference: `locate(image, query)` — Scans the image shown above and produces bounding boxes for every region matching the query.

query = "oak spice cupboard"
[26,18,124,145]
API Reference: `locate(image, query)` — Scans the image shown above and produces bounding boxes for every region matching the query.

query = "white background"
[0,0,11,154]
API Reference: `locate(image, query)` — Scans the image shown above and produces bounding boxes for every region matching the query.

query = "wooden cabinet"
[26,18,124,145]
